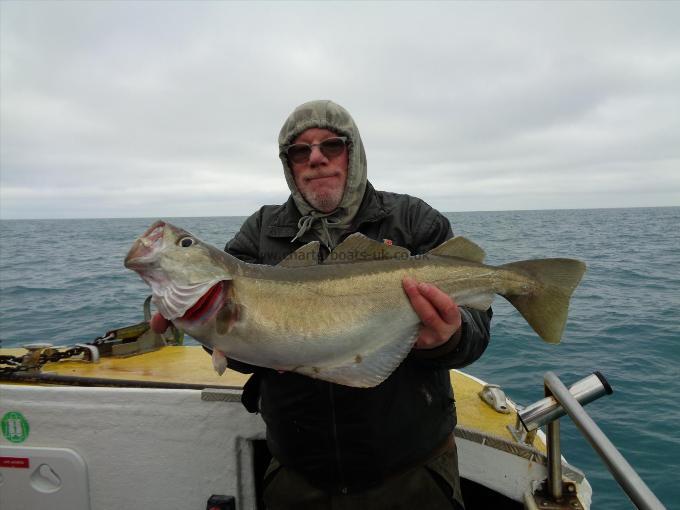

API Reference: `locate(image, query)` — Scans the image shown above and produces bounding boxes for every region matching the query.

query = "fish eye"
[179,237,195,248]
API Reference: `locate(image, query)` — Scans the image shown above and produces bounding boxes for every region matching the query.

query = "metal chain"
[0,355,24,374]
[91,333,116,346]
[42,346,86,363]
[1,297,158,375]
[0,346,86,374]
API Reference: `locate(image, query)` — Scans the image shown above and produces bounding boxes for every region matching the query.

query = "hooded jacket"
[278,100,368,250]
[224,101,492,493]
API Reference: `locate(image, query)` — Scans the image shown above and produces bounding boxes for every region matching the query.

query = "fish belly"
[211,273,422,386]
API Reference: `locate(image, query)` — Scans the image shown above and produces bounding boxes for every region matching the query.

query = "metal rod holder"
[543,371,665,510]
[519,372,612,432]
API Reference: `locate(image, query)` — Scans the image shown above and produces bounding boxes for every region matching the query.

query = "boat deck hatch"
[0,446,90,509]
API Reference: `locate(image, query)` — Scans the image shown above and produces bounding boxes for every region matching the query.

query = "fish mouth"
[124,220,166,269]
[178,280,227,323]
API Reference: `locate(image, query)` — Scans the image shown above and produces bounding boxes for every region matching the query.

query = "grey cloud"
[1,1,679,219]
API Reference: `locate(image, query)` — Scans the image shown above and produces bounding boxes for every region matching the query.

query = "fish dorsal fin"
[427,237,486,263]
[278,241,320,267]
[325,233,410,265]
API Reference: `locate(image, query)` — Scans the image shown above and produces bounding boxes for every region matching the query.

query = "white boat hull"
[1,379,591,510]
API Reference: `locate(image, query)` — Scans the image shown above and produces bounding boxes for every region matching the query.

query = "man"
[155,100,491,509]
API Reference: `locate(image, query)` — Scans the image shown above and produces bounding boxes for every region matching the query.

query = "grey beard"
[303,189,343,213]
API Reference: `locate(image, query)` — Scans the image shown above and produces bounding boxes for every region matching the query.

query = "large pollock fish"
[124,221,586,387]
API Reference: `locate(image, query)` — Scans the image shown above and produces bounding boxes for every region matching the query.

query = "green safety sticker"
[2,411,30,443]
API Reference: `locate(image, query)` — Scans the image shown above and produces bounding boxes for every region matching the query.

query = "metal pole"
[545,379,563,500]
[546,418,563,500]
[544,372,666,510]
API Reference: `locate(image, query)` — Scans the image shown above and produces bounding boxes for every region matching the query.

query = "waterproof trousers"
[263,446,465,510]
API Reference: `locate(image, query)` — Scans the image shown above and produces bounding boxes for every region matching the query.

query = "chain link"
[92,333,116,346]
[0,355,23,374]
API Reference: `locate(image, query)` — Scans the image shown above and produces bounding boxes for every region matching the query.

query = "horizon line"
[1,204,677,222]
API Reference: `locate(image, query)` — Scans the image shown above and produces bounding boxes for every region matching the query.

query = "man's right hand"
[150,313,170,334]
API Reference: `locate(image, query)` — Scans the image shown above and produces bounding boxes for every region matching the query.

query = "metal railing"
[519,371,665,510]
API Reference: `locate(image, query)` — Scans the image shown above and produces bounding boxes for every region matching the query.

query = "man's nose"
[308,145,328,166]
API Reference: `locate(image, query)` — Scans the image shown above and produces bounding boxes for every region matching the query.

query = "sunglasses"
[285,136,348,165]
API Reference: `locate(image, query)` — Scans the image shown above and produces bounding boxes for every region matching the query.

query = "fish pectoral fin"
[295,324,421,388]
[211,349,229,376]
[427,237,485,263]
[455,291,495,310]
[278,241,320,267]
[325,233,410,265]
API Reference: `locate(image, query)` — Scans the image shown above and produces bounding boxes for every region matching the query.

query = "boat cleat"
[478,383,511,413]
[20,343,55,372]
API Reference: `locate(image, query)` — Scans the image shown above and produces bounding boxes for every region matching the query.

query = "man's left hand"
[402,277,462,350]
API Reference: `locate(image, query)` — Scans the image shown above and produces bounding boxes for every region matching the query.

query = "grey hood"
[278,100,368,249]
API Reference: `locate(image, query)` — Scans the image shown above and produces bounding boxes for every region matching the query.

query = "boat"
[0,313,664,509]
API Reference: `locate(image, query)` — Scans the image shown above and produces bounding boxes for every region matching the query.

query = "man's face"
[289,128,349,213]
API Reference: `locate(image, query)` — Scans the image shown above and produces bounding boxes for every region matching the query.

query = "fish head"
[125,221,233,321]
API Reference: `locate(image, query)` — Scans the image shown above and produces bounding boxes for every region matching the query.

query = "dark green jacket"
[225,182,492,492]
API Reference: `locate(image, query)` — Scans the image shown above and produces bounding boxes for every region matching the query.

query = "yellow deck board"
[451,370,518,441]
[1,346,248,387]
[2,346,540,449]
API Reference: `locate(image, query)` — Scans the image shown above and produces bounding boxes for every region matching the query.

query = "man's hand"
[402,277,462,350]
[150,312,170,334]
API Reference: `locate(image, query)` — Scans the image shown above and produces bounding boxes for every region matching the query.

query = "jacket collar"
[266,181,388,239]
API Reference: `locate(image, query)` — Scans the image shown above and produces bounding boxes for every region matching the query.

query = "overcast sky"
[1,1,678,219]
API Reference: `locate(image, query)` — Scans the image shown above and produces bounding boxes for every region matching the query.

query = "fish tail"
[500,258,586,343]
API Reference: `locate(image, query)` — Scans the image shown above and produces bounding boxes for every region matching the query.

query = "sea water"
[1,207,678,509]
